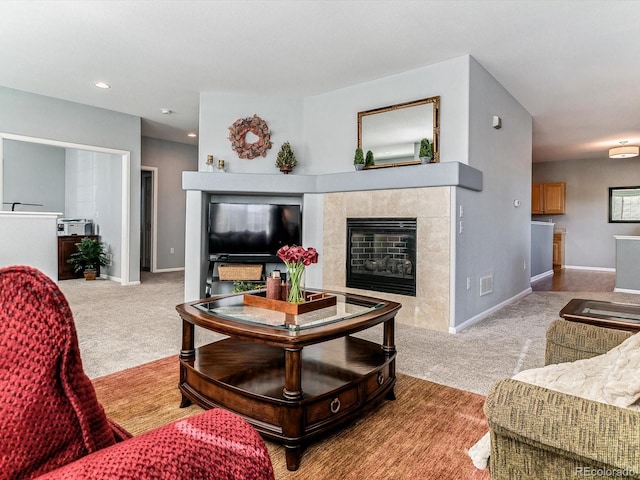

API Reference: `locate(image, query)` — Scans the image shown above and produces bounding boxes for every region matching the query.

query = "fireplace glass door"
[346,218,417,296]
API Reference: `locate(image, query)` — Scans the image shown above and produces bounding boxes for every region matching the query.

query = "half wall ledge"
[182,162,483,194]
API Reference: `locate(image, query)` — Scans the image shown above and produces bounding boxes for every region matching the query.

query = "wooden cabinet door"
[531,183,544,214]
[553,233,564,266]
[543,183,566,214]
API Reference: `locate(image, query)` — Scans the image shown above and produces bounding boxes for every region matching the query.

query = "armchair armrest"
[485,379,640,475]
[545,319,631,365]
[37,409,275,480]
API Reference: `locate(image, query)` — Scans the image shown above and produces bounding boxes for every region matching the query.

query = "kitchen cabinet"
[553,232,565,267]
[58,235,99,280]
[532,182,565,215]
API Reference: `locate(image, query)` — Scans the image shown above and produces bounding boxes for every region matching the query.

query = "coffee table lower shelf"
[179,336,396,470]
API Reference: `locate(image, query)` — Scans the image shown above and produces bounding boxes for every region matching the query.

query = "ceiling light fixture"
[161,109,172,114]
[609,141,639,159]
[187,133,197,138]
[93,81,110,89]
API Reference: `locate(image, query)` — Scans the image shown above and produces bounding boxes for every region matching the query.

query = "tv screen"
[208,203,302,256]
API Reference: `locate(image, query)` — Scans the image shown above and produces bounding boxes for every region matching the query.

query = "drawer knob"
[330,397,341,414]
[377,371,385,385]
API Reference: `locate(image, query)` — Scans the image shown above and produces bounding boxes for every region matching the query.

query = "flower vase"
[286,263,305,303]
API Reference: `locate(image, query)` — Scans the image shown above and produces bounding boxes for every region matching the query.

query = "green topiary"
[365,150,375,167]
[354,147,365,165]
[419,138,433,159]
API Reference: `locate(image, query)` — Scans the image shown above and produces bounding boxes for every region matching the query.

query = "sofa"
[484,318,640,479]
[0,265,275,480]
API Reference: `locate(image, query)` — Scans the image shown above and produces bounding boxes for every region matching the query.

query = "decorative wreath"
[228,114,273,159]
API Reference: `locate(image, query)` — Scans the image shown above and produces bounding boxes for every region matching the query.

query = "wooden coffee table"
[560,298,640,333]
[176,290,401,471]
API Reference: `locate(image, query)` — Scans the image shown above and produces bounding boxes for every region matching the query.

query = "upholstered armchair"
[484,319,640,480]
[0,265,275,480]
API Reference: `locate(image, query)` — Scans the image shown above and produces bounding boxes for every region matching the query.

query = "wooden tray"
[244,291,337,315]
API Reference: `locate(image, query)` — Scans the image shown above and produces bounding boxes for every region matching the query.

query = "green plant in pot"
[365,150,375,167]
[419,138,433,163]
[67,237,109,281]
[354,147,365,170]
[275,141,297,174]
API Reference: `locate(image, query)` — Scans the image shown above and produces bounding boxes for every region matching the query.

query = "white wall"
[303,56,470,173]
[198,94,304,174]
[66,149,122,279]
[454,57,532,329]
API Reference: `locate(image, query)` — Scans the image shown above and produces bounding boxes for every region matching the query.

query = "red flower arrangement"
[228,114,272,159]
[277,245,318,303]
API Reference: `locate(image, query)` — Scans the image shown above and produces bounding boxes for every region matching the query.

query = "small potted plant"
[419,138,433,163]
[354,147,365,170]
[67,237,109,281]
[275,141,297,174]
[365,150,375,167]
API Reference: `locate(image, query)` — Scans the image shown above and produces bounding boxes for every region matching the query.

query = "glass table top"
[578,300,640,323]
[194,291,386,332]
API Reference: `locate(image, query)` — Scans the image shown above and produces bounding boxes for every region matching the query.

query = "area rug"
[93,355,490,480]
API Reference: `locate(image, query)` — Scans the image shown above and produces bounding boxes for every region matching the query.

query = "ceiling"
[1,0,638,163]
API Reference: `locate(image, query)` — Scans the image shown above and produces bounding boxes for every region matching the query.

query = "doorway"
[0,133,132,285]
[140,166,158,272]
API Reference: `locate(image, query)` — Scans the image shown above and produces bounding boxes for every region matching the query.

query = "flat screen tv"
[208,203,302,257]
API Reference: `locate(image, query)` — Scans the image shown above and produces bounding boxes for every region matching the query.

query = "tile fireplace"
[346,218,417,296]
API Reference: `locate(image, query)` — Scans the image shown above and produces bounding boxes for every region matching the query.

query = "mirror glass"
[358,96,440,168]
[609,186,640,223]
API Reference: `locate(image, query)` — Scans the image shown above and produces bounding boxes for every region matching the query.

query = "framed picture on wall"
[609,186,640,223]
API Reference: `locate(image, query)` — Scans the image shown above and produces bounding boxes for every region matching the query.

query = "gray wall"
[454,57,532,328]
[0,86,141,284]
[141,136,198,270]
[3,140,65,213]
[533,157,640,269]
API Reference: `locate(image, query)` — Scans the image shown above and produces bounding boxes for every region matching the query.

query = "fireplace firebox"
[346,218,417,296]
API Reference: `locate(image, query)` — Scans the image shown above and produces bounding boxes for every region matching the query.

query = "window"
[609,187,640,223]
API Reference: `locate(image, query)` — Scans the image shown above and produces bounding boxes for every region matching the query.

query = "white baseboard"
[614,287,640,295]
[153,267,185,273]
[449,287,532,334]
[564,265,616,272]
[530,270,553,283]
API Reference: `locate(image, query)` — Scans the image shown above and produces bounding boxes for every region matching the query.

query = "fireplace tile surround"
[323,187,451,331]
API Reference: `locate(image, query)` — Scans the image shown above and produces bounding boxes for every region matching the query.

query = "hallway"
[531,267,616,292]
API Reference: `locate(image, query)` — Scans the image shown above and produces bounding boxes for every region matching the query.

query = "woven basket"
[218,264,263,281]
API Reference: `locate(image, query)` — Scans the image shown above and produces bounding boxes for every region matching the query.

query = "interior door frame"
[0,132,131,285]
[140,166,158,272]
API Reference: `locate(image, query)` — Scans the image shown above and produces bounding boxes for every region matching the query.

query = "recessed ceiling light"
[187,133,197,138]
[93,81,111,89]
[161,109,172,115]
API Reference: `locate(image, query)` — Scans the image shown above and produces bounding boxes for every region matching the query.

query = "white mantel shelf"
[182,162,483,194]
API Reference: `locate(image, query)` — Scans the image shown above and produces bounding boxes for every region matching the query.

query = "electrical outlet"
[170,247,175,254]
[105,253,113,266]
[466,277,471,290]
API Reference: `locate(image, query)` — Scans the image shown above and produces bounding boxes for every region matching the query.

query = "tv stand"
[206,254,284,296]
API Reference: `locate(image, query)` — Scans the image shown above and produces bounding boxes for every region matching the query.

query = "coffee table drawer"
[363,365,390,399]
[306,386,359,425]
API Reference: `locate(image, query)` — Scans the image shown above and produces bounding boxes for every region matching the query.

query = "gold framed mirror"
[357,96,440,169]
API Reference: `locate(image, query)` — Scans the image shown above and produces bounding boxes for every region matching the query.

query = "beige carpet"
[93,355,490,480]
[61,271,640,395]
